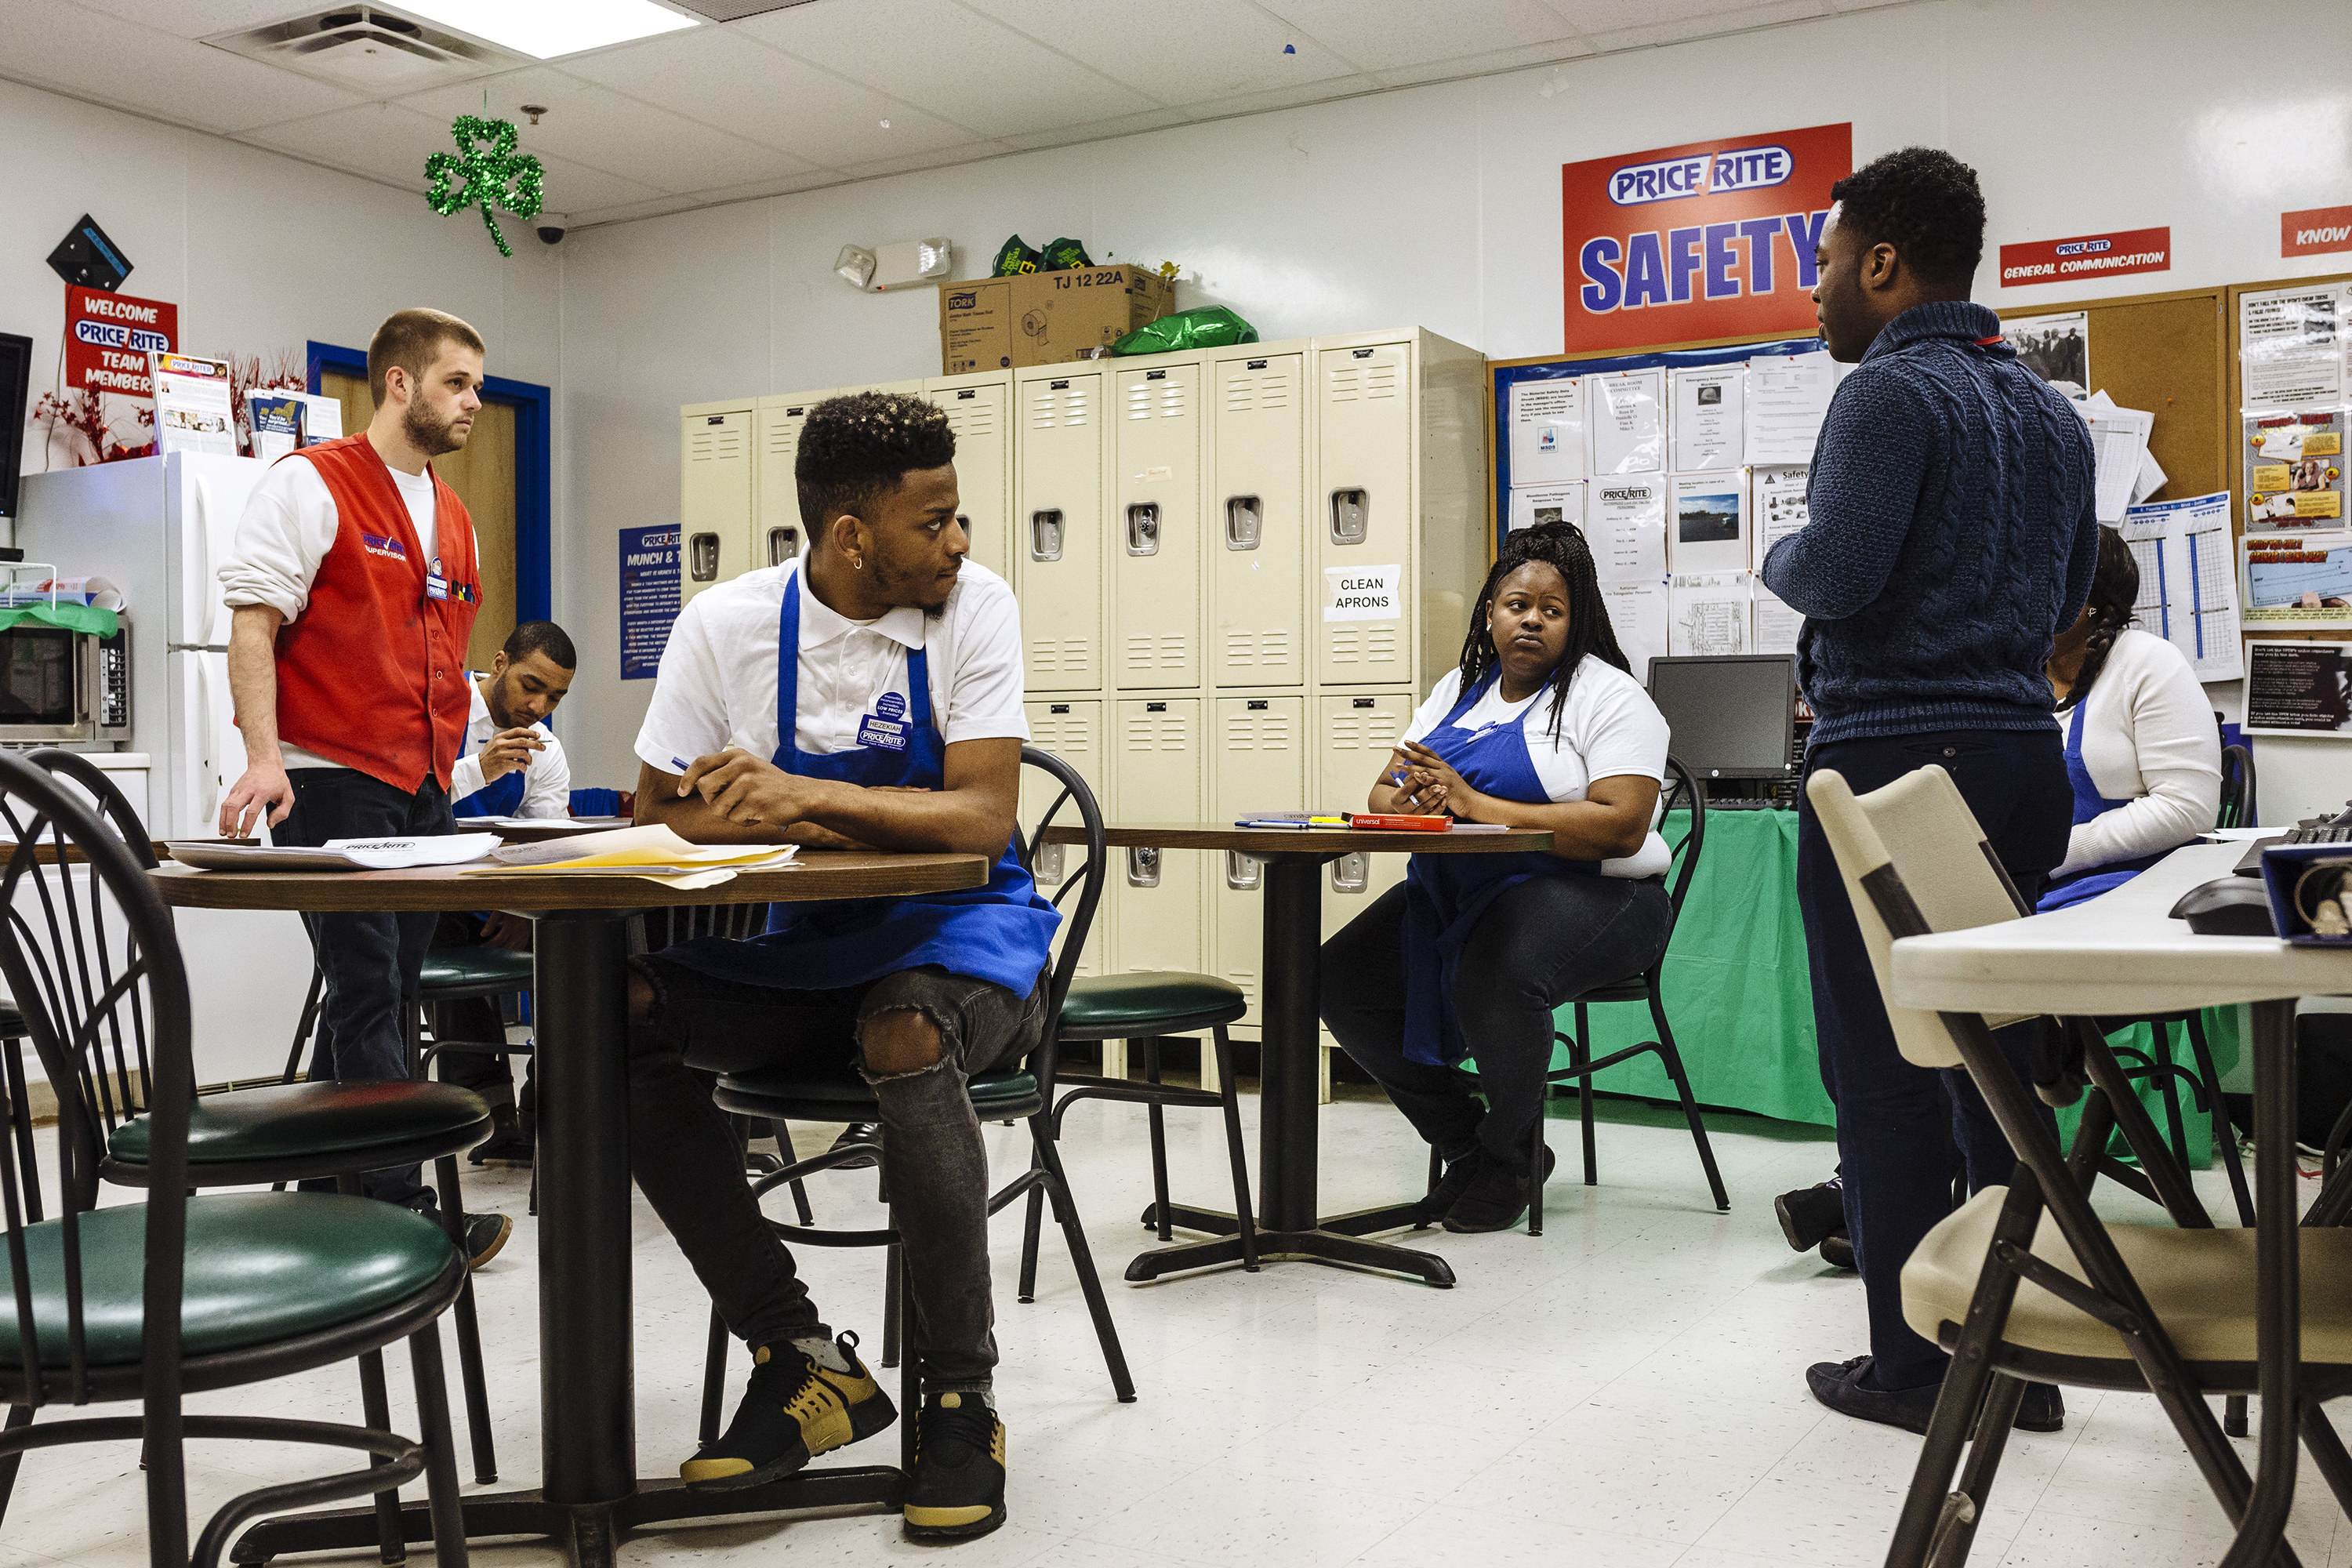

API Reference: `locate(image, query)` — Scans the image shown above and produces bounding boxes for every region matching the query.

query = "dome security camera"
[537,213,569,245]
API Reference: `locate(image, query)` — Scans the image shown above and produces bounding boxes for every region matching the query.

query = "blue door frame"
[307,340,552,622]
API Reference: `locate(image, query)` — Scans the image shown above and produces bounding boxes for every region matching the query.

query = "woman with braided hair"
[1318,522,1675,1232]
[2036,524,2220,910]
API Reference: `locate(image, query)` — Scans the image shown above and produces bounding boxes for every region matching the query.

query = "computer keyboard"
[2234,825,2352,875]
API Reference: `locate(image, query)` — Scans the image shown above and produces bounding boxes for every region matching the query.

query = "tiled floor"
[12,1086,2347,1567]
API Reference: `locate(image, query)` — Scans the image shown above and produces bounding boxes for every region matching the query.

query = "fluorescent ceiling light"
[393,0,699,60]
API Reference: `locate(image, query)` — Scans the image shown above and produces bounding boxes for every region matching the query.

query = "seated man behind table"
[629,391,1054,1543]
[431,619,578,1163]
[1319,523,1675,1235]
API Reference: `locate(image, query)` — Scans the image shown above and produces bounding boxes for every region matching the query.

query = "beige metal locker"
[923,372,1011,577]
[1210,695,1305,1039]
[1014,368,1107,692]
[752,391,828,576]
[1023,699,1109,981]
[1112,361,1203,689]
[681,400,753,603]
[1317,690,1414,941]
[1109,695,1206,975]
[1210,345,1307,688]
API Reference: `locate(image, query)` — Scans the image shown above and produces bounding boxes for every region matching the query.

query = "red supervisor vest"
[271,434,479,793]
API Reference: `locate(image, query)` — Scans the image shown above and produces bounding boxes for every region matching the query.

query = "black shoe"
[2013,1381,2065,1433]
[682,1334,896,1491]
[468,1112,533,1167]
[1416,1146,1485,1224]
[830,1123,882,1171]
[1818,1230,1855,1270]
[1440,1144,1557,1234]
[1776,1180,1846,1253]
[462,1211,512,1269]
[1806,1355,1940,1436]
[903,1392,1006,1541]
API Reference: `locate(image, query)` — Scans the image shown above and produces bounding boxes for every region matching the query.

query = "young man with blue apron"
[430,620,577,1163]
[627,393,1054,1542]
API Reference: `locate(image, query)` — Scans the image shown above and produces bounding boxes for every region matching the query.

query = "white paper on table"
[1670,365,1744,470]
[2120,489,2242,682]
[1744,351,1838,466]
[1508,481,1585,533]
[1599,579,1668,683]
[1586,477,1668,583]
[1510,378,1586,485]
[1585,368,1665,475]
[2083,405,2154,522]
[1752,583,1804,655]
[1669,572,1753,658]
[1750,465,1810,569]
[2239,282,2350,409]
[1668,470,1748,574]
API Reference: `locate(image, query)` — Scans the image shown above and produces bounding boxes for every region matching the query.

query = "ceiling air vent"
[204,6,528,93]
[666,0,823,19]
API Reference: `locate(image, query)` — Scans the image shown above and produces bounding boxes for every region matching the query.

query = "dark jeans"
[281,768,454,1207]
[430,913,534,1120]
[627,956,1046,1394]
[1319,874,1674,1171]
[1795,728,2071,1390]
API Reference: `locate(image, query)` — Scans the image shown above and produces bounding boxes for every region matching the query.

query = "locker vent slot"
[1255,372,1290,408]
[766,526,800,565]
[1330,488,1369,545]
[688,532,720,583]
[1031,381,1092,430]
[1029,637,1091,676]
[1364,361,1399,400]
[1029,510,1064,561]
[688,430,717,460]
[1363,626,1400,665]
[1330,854,1370,894]
[947,401,995,438]
[1225,851,1261,891]
[1326,365,1359,404]
[1126,635,1188,673]
[1329,714,1363,750]
[763,429,800,456]
[1222,372,1254,412]
[1126,847,1160,888]
[1328,626,1360,665]
[1225,497,1261,550]
[1125,503,1160,555]
[1258,631,1291,670]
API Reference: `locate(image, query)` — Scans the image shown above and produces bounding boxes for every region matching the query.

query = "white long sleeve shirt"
[450,673,571,818]
[2056,628,2220,879]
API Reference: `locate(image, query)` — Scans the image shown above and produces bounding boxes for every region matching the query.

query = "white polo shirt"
[633,558,1029,775]
[452,673,572,819]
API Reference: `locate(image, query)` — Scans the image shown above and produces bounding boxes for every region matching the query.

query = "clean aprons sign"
[619,525,682,680]
[1325,563,1402,622]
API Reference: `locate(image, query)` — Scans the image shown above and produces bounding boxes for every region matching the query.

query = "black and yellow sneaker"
[902,1392,1006,1541]
[681,1333,896,1490]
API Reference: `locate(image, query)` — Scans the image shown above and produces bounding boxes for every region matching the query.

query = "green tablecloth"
[1552,808,2241,1163]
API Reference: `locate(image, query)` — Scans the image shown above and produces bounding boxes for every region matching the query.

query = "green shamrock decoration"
[426,114,546,257]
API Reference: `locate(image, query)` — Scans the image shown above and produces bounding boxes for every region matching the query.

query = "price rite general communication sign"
[64,285,177,397]
[1563,122,1851,354]
[1998,227,2171,286]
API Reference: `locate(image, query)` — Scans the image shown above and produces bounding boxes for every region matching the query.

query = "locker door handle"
[688,532,721,582]
[1127,847,1160,888]
[766,525,800,565]
[1225,497,1261,550]
[1330,853,1369,894]
[1033,841,1065,886]
[1225,851,1261,891]
[1030,510,1064,561]
[1330,489,1369,545]
[1125,503,1160,556]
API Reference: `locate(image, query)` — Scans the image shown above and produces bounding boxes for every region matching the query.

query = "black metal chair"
[31,749,504,1497]
[0,750,474,1568]
[1432,755,1728,1231]
[2218,740,2256,831]
[690,746,1134,1459]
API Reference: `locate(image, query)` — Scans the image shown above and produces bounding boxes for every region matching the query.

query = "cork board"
[2225,270,2352,648]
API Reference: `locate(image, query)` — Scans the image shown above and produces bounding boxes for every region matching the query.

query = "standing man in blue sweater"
[1759,147,2098,1434]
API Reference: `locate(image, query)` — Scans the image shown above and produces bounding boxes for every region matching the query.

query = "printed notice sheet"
[1587,477,1668,583]
[2078,393,2154,523]
[2240,283,2350,409]
[1511,378,1586,485]
[1508,481,1586,533]
[1752,583,1803,655]
[1600,580,1668,683]
[1670,365,1744,470]
[2245,409,2346,530]
[1744,351,1838,466]
[1668,470,1748,574]
[1751,466,1810,569]
[1586,368,1665,475]
[2118,490,2242,682]
[2245,532,2352,626]
[1669,572,1752,658]
[150,353,236,457]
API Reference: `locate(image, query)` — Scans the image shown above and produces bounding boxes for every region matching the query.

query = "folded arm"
[634,736,1022,858]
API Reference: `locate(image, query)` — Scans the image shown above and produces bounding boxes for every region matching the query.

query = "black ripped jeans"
[1319,874,1674,1171]
[626,956,1045,1394]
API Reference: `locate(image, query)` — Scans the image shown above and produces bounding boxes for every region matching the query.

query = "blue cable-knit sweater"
[1760,300,2100,746]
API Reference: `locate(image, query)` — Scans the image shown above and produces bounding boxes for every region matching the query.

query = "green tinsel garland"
[426,114,546,258]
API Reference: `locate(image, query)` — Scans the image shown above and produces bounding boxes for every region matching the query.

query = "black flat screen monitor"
[0,333,27,521]
[1646,654,1798,779]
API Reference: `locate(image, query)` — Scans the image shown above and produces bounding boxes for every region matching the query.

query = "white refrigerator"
[16,452,314,1083]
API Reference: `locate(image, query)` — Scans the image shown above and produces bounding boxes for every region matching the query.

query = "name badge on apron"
[426,555,450,601]
[855,690,910,752]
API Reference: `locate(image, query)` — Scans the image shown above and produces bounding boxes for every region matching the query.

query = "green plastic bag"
[989,235,1041,277]
[1040,237,1093,271]
[1111,306,1258,356]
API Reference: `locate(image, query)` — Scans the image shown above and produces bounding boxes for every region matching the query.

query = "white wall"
[555,0,2352,823]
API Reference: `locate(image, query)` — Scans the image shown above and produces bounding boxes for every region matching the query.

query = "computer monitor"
[1646,654,1798,780]
[0,333,27,521]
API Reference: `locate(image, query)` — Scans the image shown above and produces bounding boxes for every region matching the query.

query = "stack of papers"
[2078,390,2159,521]
[469,825,798,890]
[168,834,502,872]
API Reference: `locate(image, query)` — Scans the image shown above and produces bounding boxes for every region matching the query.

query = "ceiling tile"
[72,0,313,38]
[733,0,1155,136]
[994,104,1200,154]
[1369,37,1595,89]
[953,0,1358,103]
[237,99,662,213]
[1542,0,1800,35]
[0,0,364,132]
[557,26,975,167]
[1580,0,1831,53]
[829,143,1012,182]
[1255,0,1581,72]
[399,64,816,194]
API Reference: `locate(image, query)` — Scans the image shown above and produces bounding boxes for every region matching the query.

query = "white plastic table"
[1893,840,2352,1568]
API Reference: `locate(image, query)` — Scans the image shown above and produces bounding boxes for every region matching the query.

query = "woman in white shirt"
[1319,524,1675,1234]
[2038,525,2220,910]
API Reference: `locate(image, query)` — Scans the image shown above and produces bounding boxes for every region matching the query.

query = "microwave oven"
[0,618,129,745]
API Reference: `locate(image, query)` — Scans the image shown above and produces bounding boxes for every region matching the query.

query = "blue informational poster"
[618,525,681,680]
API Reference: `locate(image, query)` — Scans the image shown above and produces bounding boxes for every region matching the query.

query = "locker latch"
[1050,379,1070,390]
[1246,699,1269,711]
[706,414,726,424]
[1225,497,1262,550]
[1049,703,1071,714]
[786,406,805,416]
[1127,847,1161,888]
[1145,368,1167,380]
[1352,697,1375,709]
[1225,852,1261,891]
[1145,702,1167,713]
[1246,359,1269,370]
[956,389,977,400]
[1030,510,1064,561]
[688,532,720,583]
[1033,841,1065,886]
[1330,854,1369,894]
[1352,348,1374,359]
[1330,489,1369,545]
[767,525,800,565]
[1125,503,1160,556]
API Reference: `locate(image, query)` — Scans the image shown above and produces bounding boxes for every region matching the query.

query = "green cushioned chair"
[0,750,474,1568]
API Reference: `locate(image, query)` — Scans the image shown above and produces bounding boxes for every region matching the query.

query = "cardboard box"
[938,263,1175,374]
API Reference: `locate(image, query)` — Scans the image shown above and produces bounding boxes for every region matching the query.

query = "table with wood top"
[1040,822,1555,1289]
[151,850,992,1568]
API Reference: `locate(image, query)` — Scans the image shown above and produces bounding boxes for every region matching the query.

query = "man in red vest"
[217,307,507,1264]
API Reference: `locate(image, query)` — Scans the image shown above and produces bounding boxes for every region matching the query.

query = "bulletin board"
[2226,269,2352,649]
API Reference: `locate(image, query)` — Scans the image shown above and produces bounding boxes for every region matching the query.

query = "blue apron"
[1400,674,1599,1066]
[659,573,1058,996]
[451,682,529,819]
[2034,699,2167,912]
